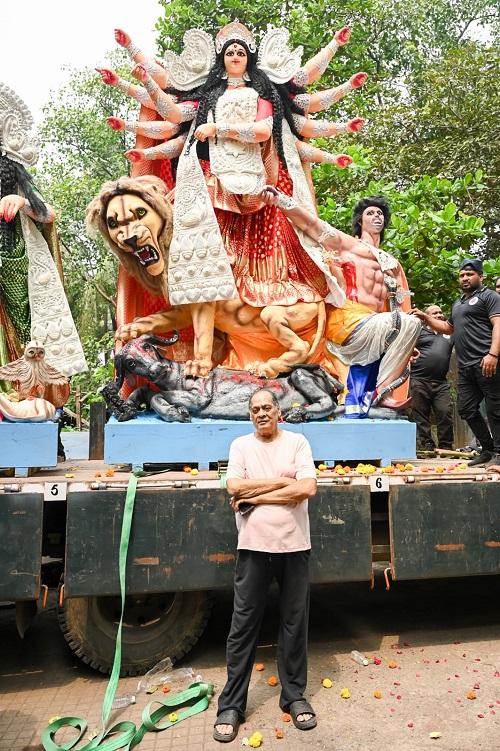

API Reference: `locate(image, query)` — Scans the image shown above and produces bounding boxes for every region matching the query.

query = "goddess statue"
[97,22,367,373]
[0,82,87,390]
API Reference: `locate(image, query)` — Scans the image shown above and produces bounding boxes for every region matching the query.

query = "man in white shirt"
[213,388,317,742]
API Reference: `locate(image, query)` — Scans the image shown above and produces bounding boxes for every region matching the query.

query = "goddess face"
[106,194,165,276]
[223,43,248,77]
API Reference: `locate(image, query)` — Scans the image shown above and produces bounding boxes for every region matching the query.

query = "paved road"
[1,575,499,751]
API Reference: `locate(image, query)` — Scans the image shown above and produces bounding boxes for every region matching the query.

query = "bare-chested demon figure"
[262,188,421,413]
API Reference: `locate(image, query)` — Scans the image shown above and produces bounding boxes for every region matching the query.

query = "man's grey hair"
[248,388,280,411]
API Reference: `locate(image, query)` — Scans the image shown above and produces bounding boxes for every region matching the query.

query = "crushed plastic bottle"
[350,650,369,666]
[136,657,202,694]
[111,694,136,710]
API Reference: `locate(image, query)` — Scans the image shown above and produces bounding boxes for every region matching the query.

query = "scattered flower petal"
[429,731,442,739]
[255,663,265,672]
[267,675,279,687]
[340,688,351,699]
[322,678,333,688]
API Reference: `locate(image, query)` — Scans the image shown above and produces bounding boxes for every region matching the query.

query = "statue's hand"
[114,28,131,48]
[260,186,279,206]
[107,117,125,131]
[124,149,144,163]
[96,67,119,86]
[347,117,365,133]
[0,194,25,222]
[115,322,146,342]
[350,72,368,88]
[334,27,351,45]
[333,154,352,168]
[194,123,217,142]
[132,64,148,82]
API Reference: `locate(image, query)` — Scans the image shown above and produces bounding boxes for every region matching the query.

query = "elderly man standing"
[412,259,500,467]
[410,304,454,452]
[214,388,317,743]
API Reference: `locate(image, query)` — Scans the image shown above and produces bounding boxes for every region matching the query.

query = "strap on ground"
[41,475,213,750]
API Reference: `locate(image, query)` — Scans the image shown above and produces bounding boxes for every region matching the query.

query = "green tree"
[367,43,500,255]
[39,52,136,341]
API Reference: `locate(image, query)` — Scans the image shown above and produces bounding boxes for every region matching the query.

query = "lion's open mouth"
[133,245,160,267]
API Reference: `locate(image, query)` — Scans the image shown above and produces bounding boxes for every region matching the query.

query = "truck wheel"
[57,590,213,676]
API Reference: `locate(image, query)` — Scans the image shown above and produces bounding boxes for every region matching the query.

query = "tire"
[57,589,213,676]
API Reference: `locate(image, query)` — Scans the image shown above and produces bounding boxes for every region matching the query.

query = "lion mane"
[85,175,172,297]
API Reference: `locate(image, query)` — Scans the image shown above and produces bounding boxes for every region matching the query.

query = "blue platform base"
[105,413,416,469]
[0,420,58,476]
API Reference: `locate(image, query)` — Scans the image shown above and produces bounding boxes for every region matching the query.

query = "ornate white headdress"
[162,22,302,91]
[163,28,216,91]
[215,21,256,54]
[258,26,303,84]
[0,82,39,167]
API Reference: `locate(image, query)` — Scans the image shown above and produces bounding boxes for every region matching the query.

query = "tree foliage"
[367,43,500,254]
[39,52,136,341]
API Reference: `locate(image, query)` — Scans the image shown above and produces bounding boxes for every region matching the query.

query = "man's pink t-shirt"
[226,430,316,553]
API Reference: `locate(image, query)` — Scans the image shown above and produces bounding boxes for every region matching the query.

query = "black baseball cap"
[459,258,483,274]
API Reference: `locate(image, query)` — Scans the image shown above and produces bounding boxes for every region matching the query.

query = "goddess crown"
[215,21,256,54]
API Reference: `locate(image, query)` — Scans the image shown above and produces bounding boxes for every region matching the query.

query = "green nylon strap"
[41,475,213,750]
[101,473,138,729]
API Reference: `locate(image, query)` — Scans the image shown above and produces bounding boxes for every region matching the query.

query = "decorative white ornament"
[210,88,266,195]
[20,213,87,376]
[168,123,237,306]
[163,29,216,91]
[257,27,303,84]
[0,82,39,167]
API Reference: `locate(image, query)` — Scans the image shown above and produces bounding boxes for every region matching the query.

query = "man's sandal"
[213,709,241,743]
[288,699,317,730]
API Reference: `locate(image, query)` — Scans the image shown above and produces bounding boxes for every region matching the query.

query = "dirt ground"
[1,575,499,751]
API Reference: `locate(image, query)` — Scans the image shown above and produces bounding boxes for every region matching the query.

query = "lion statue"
[86,176,327,378]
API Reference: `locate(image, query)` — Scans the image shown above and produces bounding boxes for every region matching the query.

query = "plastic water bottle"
[111,694,136,710]
[350,650,369,666]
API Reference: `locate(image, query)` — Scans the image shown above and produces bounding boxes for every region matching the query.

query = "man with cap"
[411,259,500,467]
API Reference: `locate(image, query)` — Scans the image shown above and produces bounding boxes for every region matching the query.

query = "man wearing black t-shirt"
[411,259,500,467]
[410,305,454,451]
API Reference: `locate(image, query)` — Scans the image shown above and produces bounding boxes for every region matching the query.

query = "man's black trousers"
[410,378,454,449]
[217,549,310,720]
[457,364,500,453]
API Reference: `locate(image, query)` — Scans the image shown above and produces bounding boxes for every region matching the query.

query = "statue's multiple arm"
[107,117,180,140]
[294,141,352,168]
[294,72,367,114]
[292,26,351,87]
[132,65,197,124]
[96,68,157,110]
[293,114,365,138]
[125,133,188,163]
[114,28,168,89]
